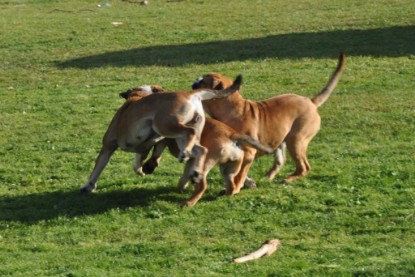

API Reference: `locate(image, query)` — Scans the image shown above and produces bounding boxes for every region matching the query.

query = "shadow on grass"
[0,185,201,224]
[57,25,414,69]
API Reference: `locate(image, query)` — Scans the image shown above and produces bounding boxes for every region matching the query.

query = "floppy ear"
[151,85,165,93]
[208,76,224,90]
[119,89,132,99]
[213,81,223,90]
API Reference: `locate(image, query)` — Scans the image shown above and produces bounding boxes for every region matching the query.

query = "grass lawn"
[0,0,414,275]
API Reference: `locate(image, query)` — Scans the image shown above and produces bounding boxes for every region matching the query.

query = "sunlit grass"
[0,0,414,275]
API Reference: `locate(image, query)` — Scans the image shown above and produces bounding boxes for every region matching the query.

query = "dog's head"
[191,73,241,117]
[191,73,235,91]
[119,85,165,101]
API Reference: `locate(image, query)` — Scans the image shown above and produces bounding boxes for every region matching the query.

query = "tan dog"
[191,53,346,195]
[120,87,273,206]
[81,75,242,193]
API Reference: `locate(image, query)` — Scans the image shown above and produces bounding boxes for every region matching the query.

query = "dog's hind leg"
[282,138,311,183]
[220,160,243,195]
[282,116,319,183]
[265,142,287,180]
[228,147,257,195]
[81,144,117,193]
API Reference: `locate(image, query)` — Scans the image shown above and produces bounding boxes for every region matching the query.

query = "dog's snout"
[192,77,203,89]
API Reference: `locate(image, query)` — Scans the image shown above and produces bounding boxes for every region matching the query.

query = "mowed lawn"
[0,0,414,276]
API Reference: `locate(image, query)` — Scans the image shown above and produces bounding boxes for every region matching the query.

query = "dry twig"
[233,239,281,263]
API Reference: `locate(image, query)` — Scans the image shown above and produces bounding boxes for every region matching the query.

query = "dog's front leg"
[174,125,198,163]
[81,146,117,193]
[133,133,163,175]
[175,143,208,190]
[177,158,195,190]
[133,150,151,176]
[184,173,208,207]
[188,143,207,184]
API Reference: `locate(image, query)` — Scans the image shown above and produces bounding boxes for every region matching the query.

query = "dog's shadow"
[0,184,213,225]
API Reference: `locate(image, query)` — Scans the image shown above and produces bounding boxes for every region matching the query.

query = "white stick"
[233,239,281,263]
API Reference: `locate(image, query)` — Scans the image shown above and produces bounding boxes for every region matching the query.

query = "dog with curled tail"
[191,53,346,195]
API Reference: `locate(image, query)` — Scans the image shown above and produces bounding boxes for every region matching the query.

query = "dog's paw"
[277,178,288,185]
[142,161,157,175]
[224,186,240,196]
[244,177,257,189]
[181,201,195,208]
[190,171,202,184]
[178,155,189,163]
[177,182,189,191]
[80,182,96,193]
[134,167,146,176]
[178,150,191,163]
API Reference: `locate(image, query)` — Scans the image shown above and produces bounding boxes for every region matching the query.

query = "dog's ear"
[151,85,165,93]
[207,75,224,90]
[213,81,223,90]
[119,89,132,99]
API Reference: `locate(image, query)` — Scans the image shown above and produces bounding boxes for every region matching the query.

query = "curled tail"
[232,134,273,154]
[194,74,242,100]
[311,52,346,107]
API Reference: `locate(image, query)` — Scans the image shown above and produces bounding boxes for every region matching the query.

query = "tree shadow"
[0,185,188,225]
[57,25,414,69]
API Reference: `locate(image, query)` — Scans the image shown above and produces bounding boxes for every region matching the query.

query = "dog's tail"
[232,134,274,154]
[311,52,346,107]
[194,74,242,100]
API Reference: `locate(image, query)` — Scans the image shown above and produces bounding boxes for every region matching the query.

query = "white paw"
[178,151,190,163]
[80,182,96,193]
[134,166,146,176]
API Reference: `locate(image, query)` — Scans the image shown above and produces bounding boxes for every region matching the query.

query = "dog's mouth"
[192,77,203,90]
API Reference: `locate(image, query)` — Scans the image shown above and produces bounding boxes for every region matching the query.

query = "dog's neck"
[202,91,249,127]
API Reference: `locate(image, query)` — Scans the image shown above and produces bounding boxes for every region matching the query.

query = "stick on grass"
[233,239,281,263]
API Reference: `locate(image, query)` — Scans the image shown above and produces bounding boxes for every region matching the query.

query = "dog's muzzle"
[192,77,203,90]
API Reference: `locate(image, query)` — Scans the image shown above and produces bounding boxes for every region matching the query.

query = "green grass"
[1,0,414,275]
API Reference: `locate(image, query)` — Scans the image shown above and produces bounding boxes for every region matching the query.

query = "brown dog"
[191,53,346,194]
[120,87,273,207]
[81,75,242,193]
